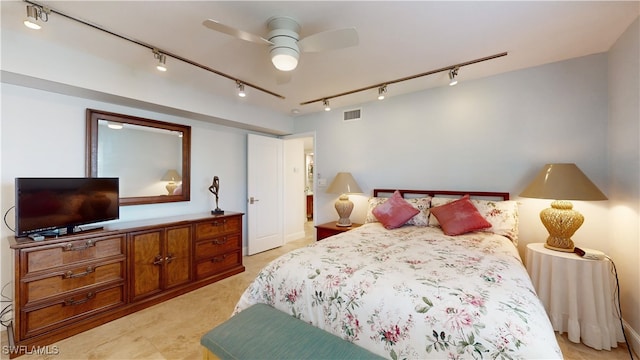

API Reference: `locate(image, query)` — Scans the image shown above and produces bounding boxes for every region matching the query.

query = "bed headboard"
[372,189,510,201]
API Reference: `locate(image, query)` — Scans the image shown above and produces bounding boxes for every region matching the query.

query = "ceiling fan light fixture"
[271,47,299,71]
[449,67,459,86]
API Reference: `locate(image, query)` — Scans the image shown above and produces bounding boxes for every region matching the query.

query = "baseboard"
[285,231,306,243]
[623,319,640,358]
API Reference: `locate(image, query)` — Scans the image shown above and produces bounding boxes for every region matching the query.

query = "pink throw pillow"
[429,195,492,235]
[372,190,420,229]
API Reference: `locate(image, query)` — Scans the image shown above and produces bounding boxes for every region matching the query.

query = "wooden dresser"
[8,212,244,358]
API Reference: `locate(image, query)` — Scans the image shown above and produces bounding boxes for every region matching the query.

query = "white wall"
[0,83,252,297]
[295,53,609,256]
[608,17,640,354]
[283,138,306,242]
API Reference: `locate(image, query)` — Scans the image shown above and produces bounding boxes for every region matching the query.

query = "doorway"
[283,134,315,243]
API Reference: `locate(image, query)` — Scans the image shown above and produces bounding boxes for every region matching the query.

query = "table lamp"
[326,172,363,227]
[519,163,607,252]
[161,169,182,195]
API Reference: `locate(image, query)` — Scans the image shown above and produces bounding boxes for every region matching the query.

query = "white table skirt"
[526,243,624,350]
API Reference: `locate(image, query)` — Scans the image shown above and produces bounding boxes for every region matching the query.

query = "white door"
[247,134,284,255]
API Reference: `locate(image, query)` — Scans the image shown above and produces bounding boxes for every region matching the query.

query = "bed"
[234,189,562,359]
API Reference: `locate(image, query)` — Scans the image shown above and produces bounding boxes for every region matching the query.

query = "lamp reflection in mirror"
[326,172,362,227]
[519,163,607,252]
[161,169,182,195]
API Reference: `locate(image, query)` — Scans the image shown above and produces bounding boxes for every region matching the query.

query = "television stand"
[8,212,244,358]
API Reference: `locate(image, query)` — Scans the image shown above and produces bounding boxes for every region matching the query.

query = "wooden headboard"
[373,189,510,201]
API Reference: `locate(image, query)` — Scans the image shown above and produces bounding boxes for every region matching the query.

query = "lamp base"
[540,200,583,252]
[335,194,354,227]
[544,240,575,252]
[166,181,177,195]
[336,218,352,227]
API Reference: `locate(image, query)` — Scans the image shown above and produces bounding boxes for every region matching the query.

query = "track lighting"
[323,99,331,112]
[153,49,167,72]
[377,85,387,100]
[300,52,507,107]
[24,4,49,30]
[449,67,459,86]
[237,82,246,97]
[19,2,284,99]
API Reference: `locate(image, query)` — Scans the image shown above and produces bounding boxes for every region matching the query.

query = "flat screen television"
[15,177,119,237]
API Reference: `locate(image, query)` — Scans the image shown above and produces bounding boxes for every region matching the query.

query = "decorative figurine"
[209,176,224,214]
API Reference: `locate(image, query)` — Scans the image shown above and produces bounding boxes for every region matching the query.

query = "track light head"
[153,49,167,71]
[449,67,459,86]
[323,99,331,111]
[377,85,387,100]
[24,5,49,30]
[237,81,246,97]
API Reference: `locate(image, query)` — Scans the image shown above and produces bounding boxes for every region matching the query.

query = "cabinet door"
[164,225,192,289]
[130,230,163,301]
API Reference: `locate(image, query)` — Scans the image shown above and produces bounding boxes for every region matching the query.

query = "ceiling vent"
[343,108,362,122]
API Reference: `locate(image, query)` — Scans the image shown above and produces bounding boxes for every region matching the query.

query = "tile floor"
[1,222,634,359]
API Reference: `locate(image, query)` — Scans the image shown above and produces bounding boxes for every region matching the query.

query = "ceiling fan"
[202,16,358,72]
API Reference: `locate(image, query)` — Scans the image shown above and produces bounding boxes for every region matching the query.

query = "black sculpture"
[209,176,224,214]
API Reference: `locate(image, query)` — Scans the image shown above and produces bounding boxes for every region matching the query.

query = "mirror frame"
[86,108,191,206]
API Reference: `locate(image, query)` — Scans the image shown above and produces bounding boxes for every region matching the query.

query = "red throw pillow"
[372,190,420,229]
[429,195,492,235]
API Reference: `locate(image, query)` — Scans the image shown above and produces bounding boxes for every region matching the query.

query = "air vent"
[343,108,362,122]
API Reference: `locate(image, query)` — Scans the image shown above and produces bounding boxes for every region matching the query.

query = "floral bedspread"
[235,223,562,359]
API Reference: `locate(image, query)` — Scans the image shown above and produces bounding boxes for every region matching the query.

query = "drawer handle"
[212,237,228,245]
[211,254,228,263]
[152,255,165,265]
[64,291,95,306]
[64,266,95,279]
[165,253,175,264]
[62,240,95,252]
[211,220,227,227]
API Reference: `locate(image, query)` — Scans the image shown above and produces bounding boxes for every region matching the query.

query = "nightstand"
[315,221,362,241]
[525,243,623,350]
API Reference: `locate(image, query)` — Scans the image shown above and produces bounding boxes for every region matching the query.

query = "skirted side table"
[525,243,624,350]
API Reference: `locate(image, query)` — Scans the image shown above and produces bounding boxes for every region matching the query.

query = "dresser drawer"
[24,235,125,275]
[24,260,125,303]
[21,284,125,339]
[196,250,242,279]
[194,216,241,240]
[195,234,241,261]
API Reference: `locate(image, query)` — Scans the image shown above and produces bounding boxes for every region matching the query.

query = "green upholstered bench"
[200,303,385,360]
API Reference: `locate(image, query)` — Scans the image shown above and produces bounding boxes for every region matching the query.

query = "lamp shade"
[326,172,363,195]
[519,163,607,201]
[520,163,606,252]
[161,169,182,182]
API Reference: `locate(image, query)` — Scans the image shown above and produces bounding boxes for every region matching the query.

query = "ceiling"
[3,1,639,117]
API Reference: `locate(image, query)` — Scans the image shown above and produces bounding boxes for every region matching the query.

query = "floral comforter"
[235,223,562,359]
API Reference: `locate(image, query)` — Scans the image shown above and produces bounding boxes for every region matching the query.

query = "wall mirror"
[86,109,191,206]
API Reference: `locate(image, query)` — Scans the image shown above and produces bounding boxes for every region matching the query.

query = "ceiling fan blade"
[202,19,273,46]
[298,27,358,53]
[276,71,292,85]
